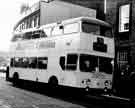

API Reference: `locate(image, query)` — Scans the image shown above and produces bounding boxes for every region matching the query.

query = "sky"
[0,0,38,52]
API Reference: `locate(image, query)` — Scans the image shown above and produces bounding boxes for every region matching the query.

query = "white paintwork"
[9,17,114,90]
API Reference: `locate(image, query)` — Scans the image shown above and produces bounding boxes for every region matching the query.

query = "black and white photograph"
[0,0,135,108]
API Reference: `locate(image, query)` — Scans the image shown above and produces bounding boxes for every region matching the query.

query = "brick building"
[62,0,134,73]
[14,0,96,32]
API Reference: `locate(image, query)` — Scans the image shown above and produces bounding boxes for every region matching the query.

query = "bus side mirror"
[60,56,65,70]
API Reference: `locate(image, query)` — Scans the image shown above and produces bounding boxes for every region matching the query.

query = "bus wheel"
[48,77,58,93]
[13,73,19,86]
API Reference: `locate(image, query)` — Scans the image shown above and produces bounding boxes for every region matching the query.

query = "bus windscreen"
[82,21,112,37]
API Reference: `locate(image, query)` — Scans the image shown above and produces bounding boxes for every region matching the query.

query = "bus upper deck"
[11,17,114,56]
[12,16,112,41]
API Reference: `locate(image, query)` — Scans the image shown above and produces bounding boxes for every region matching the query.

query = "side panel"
[79,33,115,58]
[9,68,37,81]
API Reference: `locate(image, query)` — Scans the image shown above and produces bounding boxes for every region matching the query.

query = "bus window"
[21,57,29,68]
[32,30,40,39]
[59,56,65,70]
[14,57,22,67]
[82,22,100,35]
[99,57,112,74]
[100,26,112,37]
[29,57,37,68]
[79,54,98,72]
[23,32,32,40]
[11,34,22,42]
[37,57,48,69]
[66,54,78,70]
[30,30,47,39]
[64,23,79,34]
[10,58,14,67]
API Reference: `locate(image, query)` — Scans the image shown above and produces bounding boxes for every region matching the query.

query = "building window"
[119,4,130,32]
[117,50,128,69]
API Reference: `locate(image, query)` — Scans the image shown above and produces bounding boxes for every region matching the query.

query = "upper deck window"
[23,32,32,40]
[11,34,22,42]
[64,23,79,34]
[82,21,112,37]
[32,30,47,39]
[82,22,100,35]
[12,30,47,42]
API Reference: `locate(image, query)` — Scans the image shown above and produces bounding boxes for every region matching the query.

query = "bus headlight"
[104,80,111,87]
[82,79,91,85]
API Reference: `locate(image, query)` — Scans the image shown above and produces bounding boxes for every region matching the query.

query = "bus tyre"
[13,73,19,86]
[48,77,58,93]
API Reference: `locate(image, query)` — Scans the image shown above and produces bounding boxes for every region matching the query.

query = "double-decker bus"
[8,17,114,93]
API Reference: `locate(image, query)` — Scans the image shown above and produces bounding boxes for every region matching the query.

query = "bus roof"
[14,16,111,34]
[62,17,111,27]
[40,16,111,29]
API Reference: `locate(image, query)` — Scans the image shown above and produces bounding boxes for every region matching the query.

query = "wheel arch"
[48,75,59,84]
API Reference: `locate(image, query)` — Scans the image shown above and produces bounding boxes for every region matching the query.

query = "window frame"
[65,54,78,71]
[64,22,80,34]
[37,57,48,69]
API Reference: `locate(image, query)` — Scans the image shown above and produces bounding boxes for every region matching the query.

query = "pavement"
[0,73,6,78]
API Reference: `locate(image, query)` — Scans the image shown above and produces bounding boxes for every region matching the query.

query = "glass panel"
[37,57,48,69]
[14,58,22,67]
[11,34,22,42]
[82,22,100,35]
[99,57,113,74]
[79,54,113,73]
[82,21,112,37]
[66,54,78,70]
[119,4,130,32]
[64,23,79,34]
[29,57,37,68]
[21,57,29,68]
[10,58,14,67]
[23,32,32,40]
[59,56,65,70]
[80,54,98,72]
[32,30,41,39]
[100,26,112,37]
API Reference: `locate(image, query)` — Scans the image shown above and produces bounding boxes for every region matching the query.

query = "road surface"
[0,73,134,108]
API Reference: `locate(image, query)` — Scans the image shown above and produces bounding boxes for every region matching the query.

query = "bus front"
[78,17,114,94]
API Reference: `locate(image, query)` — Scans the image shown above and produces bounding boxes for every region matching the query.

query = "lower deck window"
[79,54,113,74]
[80,54,98,72]
[37,57,48,69]
[66,54,78,70]
[10,57,48,70]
